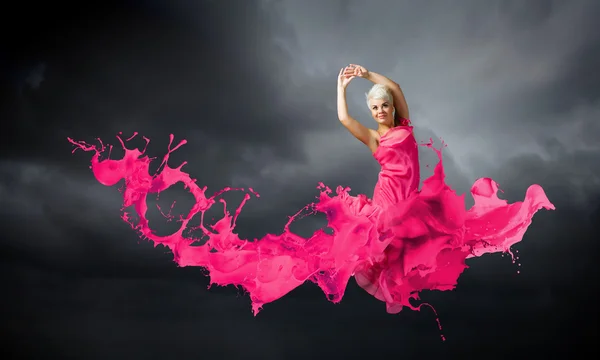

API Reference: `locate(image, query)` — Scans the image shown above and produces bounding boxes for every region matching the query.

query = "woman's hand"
[344,64,369,79]
[337,67,355,89]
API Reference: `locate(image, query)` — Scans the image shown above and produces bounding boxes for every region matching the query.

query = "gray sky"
[1,0,598,358]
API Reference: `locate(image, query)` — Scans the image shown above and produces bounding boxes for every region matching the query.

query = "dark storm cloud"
[3,0,596,273]
[2,1,598,358]
[265,0,600,169]
[6,1,309,164]
[264,0,600,209]
[1,261,290,359]
[1,0,337,245]
[2,0,596,277]
[22,62,46,90]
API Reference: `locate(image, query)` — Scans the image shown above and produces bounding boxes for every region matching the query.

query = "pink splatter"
[68,128,554,341]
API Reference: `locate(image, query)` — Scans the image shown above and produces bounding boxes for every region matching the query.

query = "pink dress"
[336,124,554,313]
[71,126,555,315]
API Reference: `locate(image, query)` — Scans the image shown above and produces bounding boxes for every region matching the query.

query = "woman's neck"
[377,124,393,136]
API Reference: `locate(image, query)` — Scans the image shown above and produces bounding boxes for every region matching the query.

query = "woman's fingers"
[341,65,361,81]
[349,64,366,76]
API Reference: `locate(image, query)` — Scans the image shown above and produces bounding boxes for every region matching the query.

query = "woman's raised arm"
[337,67,376,149]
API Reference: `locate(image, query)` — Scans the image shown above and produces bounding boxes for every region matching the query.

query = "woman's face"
[368,98,394,126]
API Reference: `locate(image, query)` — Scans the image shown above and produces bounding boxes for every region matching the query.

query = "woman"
[331,64,554,313]
[337,64,418,205]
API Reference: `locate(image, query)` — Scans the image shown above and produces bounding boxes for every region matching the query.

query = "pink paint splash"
[68,127,554,339]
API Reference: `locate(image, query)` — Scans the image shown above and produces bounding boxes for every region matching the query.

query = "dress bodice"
[372,126,420,206]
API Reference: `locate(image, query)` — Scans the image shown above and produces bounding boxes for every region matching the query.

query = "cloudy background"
[2,0,598,358]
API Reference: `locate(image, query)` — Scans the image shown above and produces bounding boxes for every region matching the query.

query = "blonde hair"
[365,84,393,107]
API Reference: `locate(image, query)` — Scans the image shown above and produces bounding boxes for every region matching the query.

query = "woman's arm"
[350,64,410,120]
[337,68,376,148]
